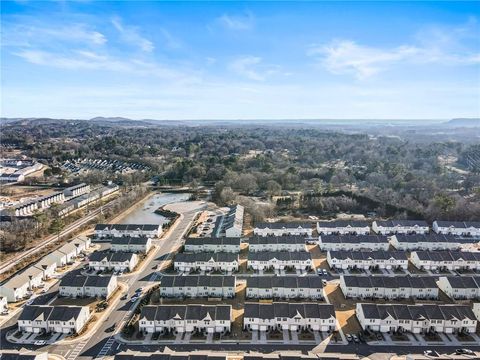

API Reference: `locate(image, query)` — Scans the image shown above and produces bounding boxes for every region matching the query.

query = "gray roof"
[160,275,235,289]
[394,234,477,244]
[317,220,370,228]
[174,252,238,263]
[60,275,115,288]
[375,220,428,228]
[254,222,312,230]
[342,275,437,290]
[244,302,335,320]
[329,250,408,261]
[413,251,480,262]
[320,235,388,244]
[247,276,323,290]
[19,305,85,322]
[88,251,136,263]
[184,237,241,247]
[111,236,150,245]
[141,305,231,321]
[440,276,480,289]
[95,224,161,231]
[248,252,311,261]
[248,236,307,246]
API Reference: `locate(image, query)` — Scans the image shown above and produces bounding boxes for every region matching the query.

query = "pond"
[117,192,191,225]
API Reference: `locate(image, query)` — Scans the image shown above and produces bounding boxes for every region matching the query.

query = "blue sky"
[1,1,479,120]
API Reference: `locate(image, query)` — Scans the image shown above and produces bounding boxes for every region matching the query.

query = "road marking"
[94,337,116,360]
[66,339,89,360]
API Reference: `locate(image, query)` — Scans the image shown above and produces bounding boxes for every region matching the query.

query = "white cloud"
[228,56,281,81]
[217,12,254,30]
[111,16,154,52]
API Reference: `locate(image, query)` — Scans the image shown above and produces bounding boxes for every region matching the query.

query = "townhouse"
[173,253,239,273]
[63,183,91,198]
[327,250,408,270]
[111,236,152,253]
[247,252,312,271]
[433,221,480,237]
[356,303,477,334]
[59,275,118,299]
[139,304,231,334]
[183,237,241,253]
[372,220,429,235]
[248,236,307,252]
[0,296,7,313]
[33,257,57,280]
[253,222,313,237]
[243,303,336,332]
[94,223,162,238]
[437,276,480,300]
[391,234,478,251]
[318,235,389,252]
[212,205,244,237]
[340,275,438,300]
[0,266,44,302]
[410,251,480,271]
[316,220,370,235]
[88,251,138,272]
[474,303,480,321]
[37,192,65,210]
[159,275,236,298]
[13,200,38,216]
[71,235,91,253]
[18,305,90,334]
[246,276,324,299]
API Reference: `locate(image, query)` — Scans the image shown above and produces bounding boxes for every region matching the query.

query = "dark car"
[105,323,116,333]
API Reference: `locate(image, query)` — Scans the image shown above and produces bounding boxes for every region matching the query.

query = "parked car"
[455,349,475,355]
[375,333,383,340]
[136,287,143,293]
[121,294,128,300]
[322,269,328,275]
[346,334,353,342]
[105,323,116,333]
[34,340,46,346]
[26,299,34,305]
[424,350,439,357]
[1,310,9,315]
[352,335,360,343]
[131,296,139,303]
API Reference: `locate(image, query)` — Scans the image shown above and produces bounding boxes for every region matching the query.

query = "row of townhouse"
[94,223,162,238]
[390,234,479,251]
[173,253,239,273]
[18,305,90,334]
[212,205,244,237]
[437,276,480,300]
[356,303,477,334]
[139,305,232,334]
[340,275,438,300]
[318,235,389,252]
[0,236,91,302]
[243,303,336,332]
[246,276,324,300]
[253,223,313,237]
[59,275,118,299]
[247,252,312,271]
[111,236,152,253]
[36,192,65,210]
[183,237,241,253]
[410,251,480,271]
[88,251,138,272]
[433,221,480,236]
[371,220,429,235]
[317,221,370,235]
[63,183,90,198]
[327,251,408,270]
[159,276,236,298]
[247,236,307,252]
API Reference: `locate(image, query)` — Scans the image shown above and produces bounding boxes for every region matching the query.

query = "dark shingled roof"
[247,276,323,290]
[244,302,334,320]
[160,275,236,289]
[140,305,231,321]
[248,252,311,261]
[174,253,238,263]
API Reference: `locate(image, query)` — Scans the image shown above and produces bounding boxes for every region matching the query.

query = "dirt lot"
[308,245,327,269]
[324,284,361,334]
[0,186,58,201]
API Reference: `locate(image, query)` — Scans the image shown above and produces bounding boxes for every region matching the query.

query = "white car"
[26,299,35,305]
[34,340,46,346]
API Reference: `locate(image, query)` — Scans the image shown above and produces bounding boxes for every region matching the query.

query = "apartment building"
[246,276,324,299]
[316,220,370,235]
[318,235,389,251]
[327,250,408,270]
[391,234,478,251]
[433,221,480,236]
[437,276,480,300]
[139,305,231,334]
[253,223,313,237]
[372,220,429,235]
[243,303,336,332]
[356,303,477,334]
[340,275,438,300]
[247,252,312,271]
[248,236,307,252]
[18,305,90,334]
[183,237,241,253]
[159,275,236,298]
[88,251,138,272]
[410,251,480,271]
[94,223,162,238]
[173,253,239,273]
[59,275,118,299]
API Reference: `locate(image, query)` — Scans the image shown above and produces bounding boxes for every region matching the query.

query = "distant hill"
[443,118,480,127]
[89,116,154,127]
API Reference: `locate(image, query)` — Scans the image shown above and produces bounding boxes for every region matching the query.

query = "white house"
[94,223,162,238]
[356,303,477,334]
[253,222,313,237]
[212,205,244,237]
[473,303,480,321]
[433,221,480,237]
[390,234,478,251]
[243,303,336,332]
[36,192,65,210]
[316,220,370,235]
[139,304,231,334]
[88,251,138,272]
[174,253,239,273]
[59,275,118,299]
[318,235,389,251]
[159,275,236,298]
[71,235,91,253]
[111,236,152,253]
[183,237,241,253]
[410,251,480,271]
[437,276,480,300]
[246,276,324,299]
[247,252,312,271]
[18,305,90,334]
[327,250,408,270]
[0,266,44,302]
[372,220,429,235]
[33,257,57,280]
[340,275,438,300]
[248,236,307,252]
[63,183,90,198]
[0,296,8,312]
[44,250,69,268]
